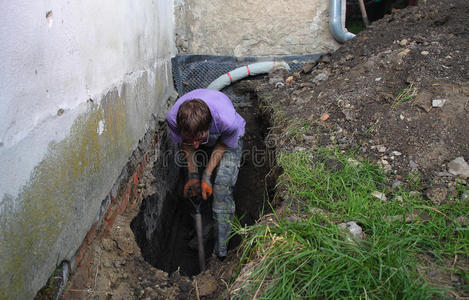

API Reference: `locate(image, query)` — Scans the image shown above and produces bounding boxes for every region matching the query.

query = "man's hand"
[201,171,213,200]
[184,172,201,198]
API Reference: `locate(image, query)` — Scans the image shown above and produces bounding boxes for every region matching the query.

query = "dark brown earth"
[57,0,468,299]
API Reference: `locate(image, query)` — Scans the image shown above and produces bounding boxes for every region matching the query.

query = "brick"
[84,223,97,245]
[118,183,131,214]
[104,205,119,229]
[73,243,87,268]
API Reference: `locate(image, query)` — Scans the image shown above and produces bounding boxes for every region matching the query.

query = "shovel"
[188,193,205,272]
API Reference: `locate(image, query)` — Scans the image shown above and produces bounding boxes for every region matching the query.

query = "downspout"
[329,0,355,43]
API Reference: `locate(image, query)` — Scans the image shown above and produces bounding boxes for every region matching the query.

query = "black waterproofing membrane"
[171,54,323,101]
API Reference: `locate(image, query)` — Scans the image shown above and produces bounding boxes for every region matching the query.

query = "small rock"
[377,145,386,153]
[413,90,433,112]
[399,39,408,46]
[338,221,363,240]
[345,54,354,61]
[432,98,447,107]
[409,191,421,198]
[383,164,392,173]
[409,160,419,169]
[286,76,294,84]
[447,157,469,178]
[302,63,315,74]
[392,151,402,156]
[320,55,331,63]
[400,114,405,120]
[268,67,289,86]
[347,158,360,167]
[461,190,469,201]
[394,195,404,202]
[392,181,403,190]
[300,82,314,88]
[425,185,448,205]
[421,51,429,55]
[375,77,382,82]
[372,191,387,201]
[436,171,453,177]
[313,73,328,84]
[302,134,314,142]
[295,147,307,152]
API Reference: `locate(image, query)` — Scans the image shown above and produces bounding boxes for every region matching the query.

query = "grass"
[232,148,469,299]
[393,84,418,107]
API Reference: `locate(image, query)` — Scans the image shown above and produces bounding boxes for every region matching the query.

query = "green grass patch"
[232,148,469,299]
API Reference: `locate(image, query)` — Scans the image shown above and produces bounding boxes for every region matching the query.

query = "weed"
[406,170,422,191]
[393,83,418,107]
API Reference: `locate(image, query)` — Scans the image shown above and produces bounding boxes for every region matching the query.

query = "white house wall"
[0,1,175,298]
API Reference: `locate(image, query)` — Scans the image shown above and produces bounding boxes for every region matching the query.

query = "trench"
[130,84,275,276]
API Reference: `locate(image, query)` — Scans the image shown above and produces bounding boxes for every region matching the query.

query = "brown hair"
[176,99,212,138]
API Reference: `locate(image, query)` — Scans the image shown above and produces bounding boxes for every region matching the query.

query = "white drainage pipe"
[329,0,355,43]
[207,61,291,90]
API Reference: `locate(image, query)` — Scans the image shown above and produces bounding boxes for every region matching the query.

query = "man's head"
[177,99,212,148]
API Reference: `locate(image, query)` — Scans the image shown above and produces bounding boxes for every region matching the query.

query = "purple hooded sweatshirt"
[166,89,246,148]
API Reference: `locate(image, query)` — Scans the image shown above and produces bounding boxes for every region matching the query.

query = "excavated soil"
[60,0,468,299]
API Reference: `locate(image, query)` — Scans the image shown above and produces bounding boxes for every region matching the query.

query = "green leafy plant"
[393,83,418,107]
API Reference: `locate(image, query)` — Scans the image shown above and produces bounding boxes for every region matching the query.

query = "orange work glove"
[201,171,213,200]
[184,172,200,198]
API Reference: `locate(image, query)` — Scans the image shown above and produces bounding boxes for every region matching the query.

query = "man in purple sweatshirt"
[166,89,246,259]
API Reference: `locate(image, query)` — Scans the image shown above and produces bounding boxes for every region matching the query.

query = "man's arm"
[182,144,197,173]
[200,141,227,200]
[205,142,227,174]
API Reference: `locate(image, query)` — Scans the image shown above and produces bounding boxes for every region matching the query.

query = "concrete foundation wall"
[0,1,175,298]
[174,0,340,56]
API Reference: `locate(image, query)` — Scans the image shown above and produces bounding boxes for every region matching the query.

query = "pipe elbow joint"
[329,0,356,43]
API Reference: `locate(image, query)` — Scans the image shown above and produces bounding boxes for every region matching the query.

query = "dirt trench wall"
[174,0,340,56]
[0,1,175,298]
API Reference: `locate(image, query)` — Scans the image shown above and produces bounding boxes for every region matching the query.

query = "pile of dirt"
[61,0,468,298]
[257,0,469,181]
